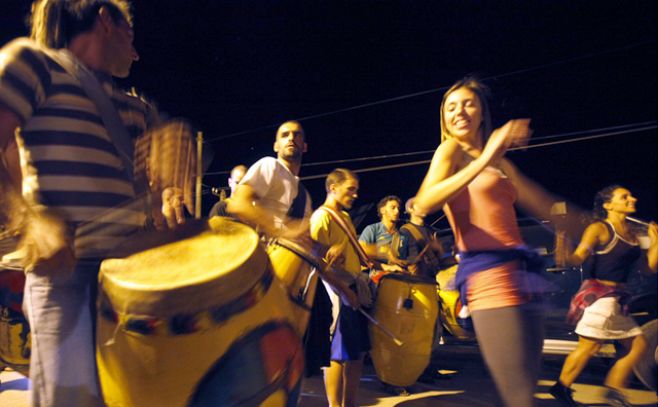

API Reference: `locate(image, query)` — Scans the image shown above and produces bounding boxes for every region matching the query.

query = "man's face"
[107,16,139,78]
[332,177,359,210]
[380,199,400,223]
[228,166,247,193]
[273,122,306,161]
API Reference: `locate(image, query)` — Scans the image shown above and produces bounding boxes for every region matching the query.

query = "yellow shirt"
[310,208,361,277]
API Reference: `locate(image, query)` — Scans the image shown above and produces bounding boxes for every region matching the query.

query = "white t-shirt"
[239,157,312,230]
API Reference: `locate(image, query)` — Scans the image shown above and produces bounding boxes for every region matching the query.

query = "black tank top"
[588,221,642,283]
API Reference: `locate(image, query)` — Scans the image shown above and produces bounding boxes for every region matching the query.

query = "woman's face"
[604,188,637,215]
[443,87,483,142]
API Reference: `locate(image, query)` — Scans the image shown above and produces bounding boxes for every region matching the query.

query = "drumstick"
[358,308,404,347]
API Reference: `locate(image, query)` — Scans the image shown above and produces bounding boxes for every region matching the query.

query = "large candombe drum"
[266,237,321,336]
[97,218,303,407]
[369,273,438,387]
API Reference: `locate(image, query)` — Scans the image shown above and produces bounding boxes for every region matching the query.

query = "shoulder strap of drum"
[401,223,426,244]
[45,49,135,186]
[319,206,373,268]
[287,182,308,220]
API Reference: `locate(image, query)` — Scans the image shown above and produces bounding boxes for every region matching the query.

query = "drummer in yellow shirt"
[310,168,370,407]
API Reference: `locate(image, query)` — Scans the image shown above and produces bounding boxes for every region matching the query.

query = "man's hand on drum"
[159,187,187,229]
[386,252,408,270]
[20,208,75,276]
[381,262,406,273]
[325,243,346,268]
[141,120,196,230]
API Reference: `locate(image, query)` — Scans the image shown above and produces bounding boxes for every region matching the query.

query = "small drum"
[436,265,474,340]
[369,273,438,387]
[266,237,322,335]
[0,233,30,376]
[97,217,303,407]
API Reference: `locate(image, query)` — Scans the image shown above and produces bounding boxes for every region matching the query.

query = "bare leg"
[558,336,602,386]
[604,334,648,389]
[342,354,365,407]
[324,361,344,407]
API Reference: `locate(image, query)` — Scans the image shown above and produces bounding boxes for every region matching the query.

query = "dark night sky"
[2,1,657,229]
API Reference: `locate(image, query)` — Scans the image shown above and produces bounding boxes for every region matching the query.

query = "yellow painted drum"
[436,265,474,340]
[0,268,30,376]
[266,237,321,336]
[369,273,438,387]
[97,218,304,407]
[0,234,30,376]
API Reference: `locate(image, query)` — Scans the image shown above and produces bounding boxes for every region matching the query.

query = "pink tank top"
[444,166,524,252]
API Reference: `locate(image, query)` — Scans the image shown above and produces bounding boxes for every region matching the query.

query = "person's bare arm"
[227,183,279,236]
[499,158,586,239]
[555,222,607,268]
[0,107,27,226]
[645,222,658,273]
[0,106,74,274]
[415,119,531,215]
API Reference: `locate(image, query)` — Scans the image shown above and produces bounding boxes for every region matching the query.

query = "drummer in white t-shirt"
[228,120,312,237]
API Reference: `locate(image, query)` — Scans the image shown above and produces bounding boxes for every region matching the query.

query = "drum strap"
[400,223,441,268]
[319,206,373,269]
[287,182,308,220]
[44,48,135,187]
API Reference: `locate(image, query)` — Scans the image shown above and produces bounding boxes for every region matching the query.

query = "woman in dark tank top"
[550,185,658,407]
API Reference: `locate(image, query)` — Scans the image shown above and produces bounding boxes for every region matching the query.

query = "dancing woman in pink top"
[415,77,558,407]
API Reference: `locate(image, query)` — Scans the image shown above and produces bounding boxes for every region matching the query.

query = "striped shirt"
[0,38,150,258]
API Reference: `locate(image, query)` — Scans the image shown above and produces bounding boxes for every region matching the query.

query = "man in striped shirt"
[0,1,185,406]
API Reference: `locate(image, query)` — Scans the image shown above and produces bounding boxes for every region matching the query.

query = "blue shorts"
[330,302,370,362]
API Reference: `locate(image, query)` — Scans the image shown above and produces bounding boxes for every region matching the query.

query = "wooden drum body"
[436,265,474,340]
[266,237,321,336]
[96,218,303,407]
[369,273,438,387]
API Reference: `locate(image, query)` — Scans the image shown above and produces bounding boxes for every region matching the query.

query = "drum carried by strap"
[266,237,322,336]
[369,273,438,387]
[0,232,30,376]
[96,217,303,407]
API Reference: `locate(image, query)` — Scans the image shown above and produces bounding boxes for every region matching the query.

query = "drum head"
[100,217,269,316]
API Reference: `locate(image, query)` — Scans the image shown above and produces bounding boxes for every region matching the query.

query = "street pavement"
[2,347,656,406]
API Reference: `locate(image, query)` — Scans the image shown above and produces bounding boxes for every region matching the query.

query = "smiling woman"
[414,76,562,407]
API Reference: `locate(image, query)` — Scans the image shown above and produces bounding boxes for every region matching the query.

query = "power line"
[204,121,656,176]
[297,124,656,181]
[205,40,655,144]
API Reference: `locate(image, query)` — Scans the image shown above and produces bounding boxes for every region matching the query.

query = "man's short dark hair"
[30,0,132,48]
[377,195,401,219]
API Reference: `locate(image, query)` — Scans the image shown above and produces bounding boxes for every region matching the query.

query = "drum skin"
[369,273,438,387]
[97,218,302,407]
[266,238,319,336]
